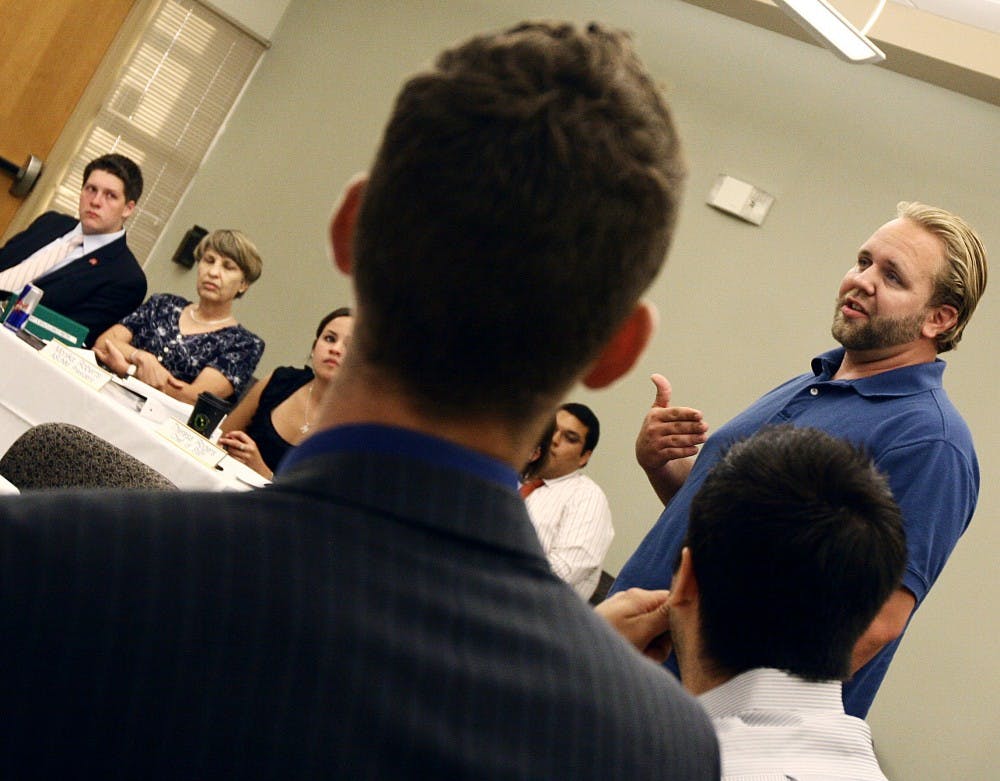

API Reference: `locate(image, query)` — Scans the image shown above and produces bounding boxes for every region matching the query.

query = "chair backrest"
[589,570,616,606]
[0,422,177,491]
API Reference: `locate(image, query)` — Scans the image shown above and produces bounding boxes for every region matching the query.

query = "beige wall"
[143,1,999,777]
[203,0,290,40]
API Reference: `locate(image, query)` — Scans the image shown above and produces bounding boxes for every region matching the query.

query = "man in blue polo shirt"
[612,201,988,718]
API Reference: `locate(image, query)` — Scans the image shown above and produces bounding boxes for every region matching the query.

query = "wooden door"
[0,0,135,235]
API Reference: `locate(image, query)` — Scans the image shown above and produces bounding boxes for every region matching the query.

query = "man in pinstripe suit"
[0,21,719,779]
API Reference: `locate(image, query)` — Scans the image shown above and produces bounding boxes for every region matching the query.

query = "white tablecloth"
[0,327,268,491]
[0,473,19,494]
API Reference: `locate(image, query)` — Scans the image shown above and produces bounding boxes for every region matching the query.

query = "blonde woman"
[95,229,264,403]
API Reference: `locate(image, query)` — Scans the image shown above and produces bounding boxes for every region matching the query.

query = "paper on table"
[227,460,271,488]
[102,377,147,414]
[68,346,99,363]
[123,376,195,424]
[155,417,226,468]
[0,473,20,495]
[40,342,112,390]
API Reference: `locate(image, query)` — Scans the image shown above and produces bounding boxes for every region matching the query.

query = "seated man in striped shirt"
[521,402,613,600]
[600,425,906,780]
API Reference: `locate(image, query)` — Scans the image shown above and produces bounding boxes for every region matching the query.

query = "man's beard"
[831,306,927,351]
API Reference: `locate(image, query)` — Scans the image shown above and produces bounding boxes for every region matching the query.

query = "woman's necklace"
[300,382,314,434]
[188,305,234,326]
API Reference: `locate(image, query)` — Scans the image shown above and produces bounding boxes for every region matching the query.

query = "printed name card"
[41,341,112,390]
[156,416,227,468]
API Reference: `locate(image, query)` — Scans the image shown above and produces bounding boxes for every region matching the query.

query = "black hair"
[560,402,600,453]
[686,426,906,681]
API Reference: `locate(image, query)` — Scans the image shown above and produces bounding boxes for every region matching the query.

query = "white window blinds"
[46,0,265,262]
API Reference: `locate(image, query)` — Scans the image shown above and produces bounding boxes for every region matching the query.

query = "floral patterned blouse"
[120,293,264,399]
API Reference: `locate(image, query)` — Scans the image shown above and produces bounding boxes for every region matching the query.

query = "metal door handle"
[0,154,44,197]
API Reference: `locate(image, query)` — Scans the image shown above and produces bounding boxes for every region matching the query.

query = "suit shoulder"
[33,211,77,231]
[101,237,145,279]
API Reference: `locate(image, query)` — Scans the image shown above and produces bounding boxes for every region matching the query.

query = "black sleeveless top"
[244,366,314,472]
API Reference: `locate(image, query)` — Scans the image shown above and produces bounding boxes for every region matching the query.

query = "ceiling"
[892,0,1000,35]
[679,0,1000,106]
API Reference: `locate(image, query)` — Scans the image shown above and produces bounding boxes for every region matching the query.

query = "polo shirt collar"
[811,347,946,398]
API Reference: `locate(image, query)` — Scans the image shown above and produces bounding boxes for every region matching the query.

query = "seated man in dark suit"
[0,153,146,345]
[600,426,906,780]
[0,21,719,779]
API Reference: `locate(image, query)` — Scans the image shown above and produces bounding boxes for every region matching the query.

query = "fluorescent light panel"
[774,0,886,63]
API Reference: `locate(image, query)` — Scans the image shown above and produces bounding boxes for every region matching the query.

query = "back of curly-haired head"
[353,21,685,423]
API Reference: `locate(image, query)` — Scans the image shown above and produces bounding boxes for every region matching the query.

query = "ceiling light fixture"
[773,0,887,64]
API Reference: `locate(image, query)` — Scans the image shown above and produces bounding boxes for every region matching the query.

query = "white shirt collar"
[75,224,126,258]
[699,667,845,719]
[541,469,583,486]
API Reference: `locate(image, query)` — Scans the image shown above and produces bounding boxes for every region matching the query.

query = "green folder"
[1,299,89,347]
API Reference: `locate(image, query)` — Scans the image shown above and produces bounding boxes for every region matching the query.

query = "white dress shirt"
[47,224,125,275]
[524,469,613,600]
[699,668,888,780]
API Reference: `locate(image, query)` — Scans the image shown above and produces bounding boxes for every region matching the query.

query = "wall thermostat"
[707,174,774,226]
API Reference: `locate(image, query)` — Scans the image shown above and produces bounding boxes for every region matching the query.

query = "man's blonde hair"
[898,201,987,353]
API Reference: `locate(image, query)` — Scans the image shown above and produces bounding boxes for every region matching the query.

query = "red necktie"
[519,478,544,499]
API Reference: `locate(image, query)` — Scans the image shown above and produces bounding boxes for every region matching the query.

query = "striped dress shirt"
[700,668,888,780]
[524,469,613,599]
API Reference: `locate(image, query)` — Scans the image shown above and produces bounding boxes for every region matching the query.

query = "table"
[0,327,268,491]
[0,473,19,494]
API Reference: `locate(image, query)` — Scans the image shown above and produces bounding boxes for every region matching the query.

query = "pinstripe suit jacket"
[0,211,147,346]
[0,444,719,779]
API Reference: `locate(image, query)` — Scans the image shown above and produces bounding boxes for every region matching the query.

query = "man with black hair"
[0,153,146,345]
[601,426,906,779]
[522,402,614,599]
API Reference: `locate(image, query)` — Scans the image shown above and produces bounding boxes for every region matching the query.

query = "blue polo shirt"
[613,348,979,718]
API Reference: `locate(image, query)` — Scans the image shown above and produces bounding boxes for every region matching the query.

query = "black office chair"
[0,422,176,491]
[589,570,616,606]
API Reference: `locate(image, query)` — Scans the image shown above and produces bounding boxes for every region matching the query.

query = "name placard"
[41,341,112,390]
[156,416,227,468]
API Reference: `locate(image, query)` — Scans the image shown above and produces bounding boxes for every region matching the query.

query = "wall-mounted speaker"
[171,225,208,268]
